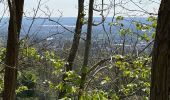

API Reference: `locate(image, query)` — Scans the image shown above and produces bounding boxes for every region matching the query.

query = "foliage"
[17,71,37,97]
[0,15,157,99]
[80,55,151,99]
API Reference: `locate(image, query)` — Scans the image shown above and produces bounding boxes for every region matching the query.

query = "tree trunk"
[150,0,170,100]
[3,0,24,100]
[65,0,84,72]
[78,0,94,98]
[58,0,84,98]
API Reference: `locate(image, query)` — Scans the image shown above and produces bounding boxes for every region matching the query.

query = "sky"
[0,0,160,17]
[24,0,78,17]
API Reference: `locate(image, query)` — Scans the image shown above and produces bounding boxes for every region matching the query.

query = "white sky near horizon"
[0,0,161,17]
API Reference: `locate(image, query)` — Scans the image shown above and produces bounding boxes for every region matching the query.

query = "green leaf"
[152,21,157,28]
[116,16,124,21]
[108,22,114,26]
[147,16,156,22]
[135,22,142,30]
[16,86,28,94]
[152,32,156,39]
[119,29,126,36]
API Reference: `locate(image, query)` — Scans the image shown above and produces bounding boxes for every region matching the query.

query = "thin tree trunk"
[58,0,84,98]
[78,0,94,98]
[150,0,170,100]
[3,0,24,100]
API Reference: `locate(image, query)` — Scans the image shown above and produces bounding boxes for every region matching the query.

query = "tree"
[150,0,170,99]
[58,0,85,98]
[3,0,24,100]
[78,0,94,98]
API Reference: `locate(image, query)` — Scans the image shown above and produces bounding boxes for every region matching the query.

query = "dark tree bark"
[65,0,84,72]
[3,0,24,100]
[150,0,170,100]
[58,0,84,98]
[78,0,94,98]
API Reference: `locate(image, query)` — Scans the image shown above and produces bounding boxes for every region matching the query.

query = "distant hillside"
[0,17,153,42]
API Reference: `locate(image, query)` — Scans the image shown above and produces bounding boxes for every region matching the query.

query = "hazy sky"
[0,0,160,17]
[25,0,78,17]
